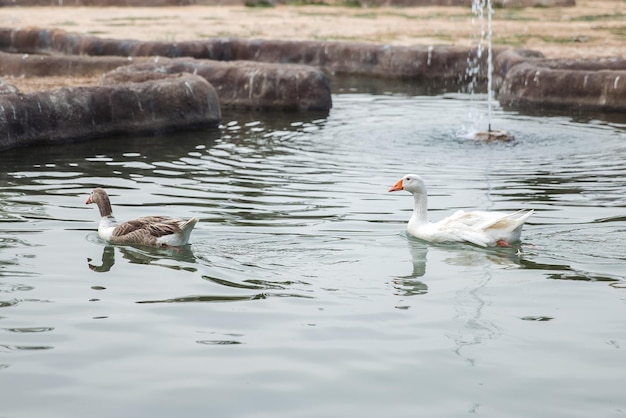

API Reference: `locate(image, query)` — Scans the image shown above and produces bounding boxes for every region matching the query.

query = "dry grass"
[0,1,623,92]
[0,1,622,59]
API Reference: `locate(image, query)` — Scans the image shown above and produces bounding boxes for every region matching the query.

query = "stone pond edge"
[0,27,624,151]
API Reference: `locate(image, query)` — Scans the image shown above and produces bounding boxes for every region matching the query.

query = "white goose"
[86,188,198,247]
[388,174,533,247]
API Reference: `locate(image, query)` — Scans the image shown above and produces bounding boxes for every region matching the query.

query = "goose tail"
[178,217,199,243]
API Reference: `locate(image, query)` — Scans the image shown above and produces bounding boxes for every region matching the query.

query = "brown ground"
[0,1,624,92]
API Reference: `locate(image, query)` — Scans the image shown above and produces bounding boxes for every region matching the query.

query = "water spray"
[471,0,514,142]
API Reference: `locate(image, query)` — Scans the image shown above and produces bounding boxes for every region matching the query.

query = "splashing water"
[463,0,515,141]
[485,0,494,132]
[467,0,495,134]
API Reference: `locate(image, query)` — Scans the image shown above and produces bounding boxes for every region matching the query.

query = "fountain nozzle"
[473,128,515,142]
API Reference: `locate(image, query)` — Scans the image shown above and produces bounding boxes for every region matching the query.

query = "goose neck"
[411,192,429,224]
[96,195,113,218]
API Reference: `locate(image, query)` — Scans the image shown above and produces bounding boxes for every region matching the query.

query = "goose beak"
[86,195,93,205]
[388,179,404,192]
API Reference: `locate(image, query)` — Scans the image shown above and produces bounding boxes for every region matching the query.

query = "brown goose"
[86,188,198,247]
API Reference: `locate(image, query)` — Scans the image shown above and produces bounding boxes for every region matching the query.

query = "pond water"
[1,79,625,418]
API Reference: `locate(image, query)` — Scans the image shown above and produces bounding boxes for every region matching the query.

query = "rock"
[102,58,332,111]
[0,28,492,80]
[0,51,136,77]
[497,60,626,112]
[225,40,497,81]
[0,76,20,95]
[0,73,221,151]
[0,25,625,152]
[492,48,545,90]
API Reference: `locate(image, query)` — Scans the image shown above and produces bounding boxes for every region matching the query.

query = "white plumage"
[389,174,533,247]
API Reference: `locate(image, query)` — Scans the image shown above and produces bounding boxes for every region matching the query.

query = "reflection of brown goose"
[389,174,533,248]
[86,188,198,247]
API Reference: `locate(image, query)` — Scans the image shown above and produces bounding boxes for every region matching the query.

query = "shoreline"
[0,2,623,60]
[0,1,623,145]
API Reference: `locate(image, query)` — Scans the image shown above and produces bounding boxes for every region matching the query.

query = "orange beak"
[85,195,93,205]
[388,179,404,192]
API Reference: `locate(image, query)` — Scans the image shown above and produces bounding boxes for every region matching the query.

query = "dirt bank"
[0,1,624,98]
[0,1,623,60]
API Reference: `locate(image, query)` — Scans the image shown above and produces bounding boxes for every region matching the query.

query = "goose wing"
[440,209,532,232]
[435,210,533,247]
[112,216,183,239]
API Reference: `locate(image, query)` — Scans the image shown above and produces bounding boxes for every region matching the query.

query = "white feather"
[389,174,533,247]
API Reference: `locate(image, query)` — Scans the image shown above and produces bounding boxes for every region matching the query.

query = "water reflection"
[331,74,466,97]
[87,244,197,273]
[519,256,623,283]
[0,344,54,351]
[449,259,501,368]
[196,331,245,346]
[87,246,115,273]
[136,294,268,304]
[441,244,525,268]
[136,291,312,305]
[391,239,429,298]
[500,102,626,125]
[403,239,429,279]
[403,236,526,273]
[203,275,310,291]
[391,237,530,301]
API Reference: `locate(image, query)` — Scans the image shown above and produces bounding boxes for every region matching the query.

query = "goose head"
[388,174,427,195]
[86,188,113,217]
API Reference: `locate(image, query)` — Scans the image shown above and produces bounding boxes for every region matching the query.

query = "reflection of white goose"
[86,188,198,247]
[389,174,533,247]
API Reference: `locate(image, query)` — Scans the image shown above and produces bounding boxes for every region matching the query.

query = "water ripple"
[0,283,34,293]
[196,339,243,346]
[0,88,625,418]
[136,292,312,304]
[0,344,54,351]
[0,298,20,308]
[1,327,54,333]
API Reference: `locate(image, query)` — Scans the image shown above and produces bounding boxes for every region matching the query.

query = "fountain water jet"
[469,0,515,142]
